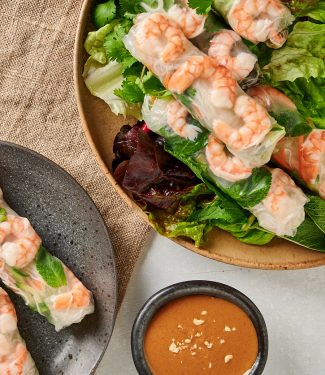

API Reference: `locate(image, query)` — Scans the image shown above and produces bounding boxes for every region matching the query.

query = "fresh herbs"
[0,207,7,223]
[35,245,67,288]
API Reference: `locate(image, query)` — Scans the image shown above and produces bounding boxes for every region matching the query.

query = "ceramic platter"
[0,141,117,375]
[74,0,325,270]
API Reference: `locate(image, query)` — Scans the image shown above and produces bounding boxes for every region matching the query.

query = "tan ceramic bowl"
[74,0,325,270]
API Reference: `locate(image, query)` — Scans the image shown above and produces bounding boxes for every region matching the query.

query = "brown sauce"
[144,295,258,375]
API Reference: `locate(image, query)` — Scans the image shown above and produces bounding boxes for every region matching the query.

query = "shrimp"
[227,0,292,47]
[300,130,325,198]
[251,168,308,236]
[168,2,207,39]
[208,30,257,81]
[135,13,185,63]
[166,56,237,109]
[0,216,41,269]
[53,268,92,311]
[206,135,252,182]
[167,100,202,140]
[213,95,272,150]
[0,288,38,375]
[247,85,297,112]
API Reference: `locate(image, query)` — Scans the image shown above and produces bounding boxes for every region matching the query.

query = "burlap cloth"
[0,1,151,305]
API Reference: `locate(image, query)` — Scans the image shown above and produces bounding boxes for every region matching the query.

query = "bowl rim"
[131,280,268,375]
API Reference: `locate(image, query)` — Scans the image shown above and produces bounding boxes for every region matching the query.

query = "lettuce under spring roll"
[143,96,308,237]
[124,11,285,168]
[0,190,94,331]
[167,2,260,86]
[248,85,325,199]
[0,287,38,374]
[210,0,294,48]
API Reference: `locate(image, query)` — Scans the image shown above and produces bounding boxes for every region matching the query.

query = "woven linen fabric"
[0,0,150,305]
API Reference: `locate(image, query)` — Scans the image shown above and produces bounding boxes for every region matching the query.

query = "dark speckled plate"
[0,141,117,375]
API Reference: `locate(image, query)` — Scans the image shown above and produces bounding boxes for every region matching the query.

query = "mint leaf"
[305,195,325,234]
[0,208,7,223]
[114,80,145,103]
[188,0,212,14]
[36,246,67,288]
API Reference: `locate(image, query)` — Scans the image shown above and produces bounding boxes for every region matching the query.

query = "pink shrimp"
[208,30,257,81]
[247,85,297,112]
[166,56,237,109]
[0,216,41,269]
[53,268,92,311]
[135,13,186,63]
[213,95,272,150]
[206,135,252,182]
[0,288,37,375]
[167,100,202,140]
[168,2,207,39]
[228,0,292,47]
[300,130,325,198]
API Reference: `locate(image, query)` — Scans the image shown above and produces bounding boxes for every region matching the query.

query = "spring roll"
[0,190,94,331]
[167,2,260,87]
[0,287,38,374]
[124,11,285,168]
[210,0,294,48]
[248,85,325,199]
[143,96,308,237]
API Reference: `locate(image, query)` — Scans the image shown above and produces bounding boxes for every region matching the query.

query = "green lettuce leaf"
[272,77,325,129]
[83,58,142,118]
[84,22,118,64]
[188,0,212,14]
[35,246,67,288]
[308,1,325,22]
[264,22,325,82]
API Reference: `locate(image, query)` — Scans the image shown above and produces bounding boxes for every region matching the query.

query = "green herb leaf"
[114,80,145,103]
[35,246,67,288]
[285,217,325,251]
[188,0,212,14]
[305,195,325,234]
[92,1,117,29]
[103,21,137,70]
[0,208,7,223]
[143,72,171,98]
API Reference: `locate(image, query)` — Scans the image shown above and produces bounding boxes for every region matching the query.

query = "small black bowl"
[131,280,268,375]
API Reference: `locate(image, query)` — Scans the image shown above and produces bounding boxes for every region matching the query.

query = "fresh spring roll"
[142,96,308,237]
[167,1,260,86]
[124,11,285,168]
[210,0,294,48]
[0,190,94,331]
[248,85,325,199]
[0,287,38,374]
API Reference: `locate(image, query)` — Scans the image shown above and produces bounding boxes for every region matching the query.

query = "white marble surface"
[97,233,325,375]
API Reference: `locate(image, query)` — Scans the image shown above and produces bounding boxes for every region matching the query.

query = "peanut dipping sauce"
[144,295,258,375]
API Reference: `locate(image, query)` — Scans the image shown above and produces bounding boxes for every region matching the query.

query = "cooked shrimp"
[300,130,325,198]
[228,0,292,47]
[135,13,185,63]
[53,268,92,311]
[208,30,257,81]
[206,134,252,182]
[247,85,297,111]
[168,2,207,39]
[251,168,308,236]
[0,216,41,269]
[166,56,237,109]
[167,100,202,140]
[0,288,38,375]
[213,95,272,150]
